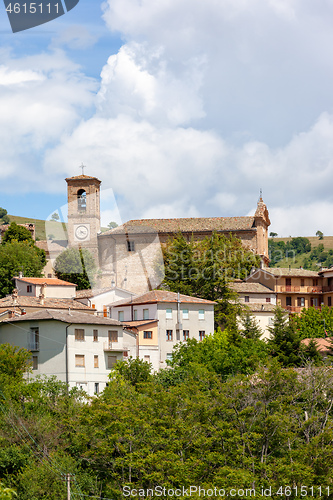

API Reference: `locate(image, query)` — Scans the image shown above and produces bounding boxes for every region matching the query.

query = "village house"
[75,286,137,316]
[108,290,215,371]
[230,280,277,338]
[0,309,137,396]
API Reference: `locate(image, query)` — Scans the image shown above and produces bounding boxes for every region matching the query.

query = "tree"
[0,484,17,499]
[0,241,46,298]
[1,223,32,245]
[54,247,96,290]
[50,212,60,222]
[240,310,262,340]
[112,357,152,387]
[316,230,324,240]
[269,232,278,238]
[107,221,118,230]
[161,232,260,328]
[0,344,31,382]
[267,307,302,367]
[0,208,10,225]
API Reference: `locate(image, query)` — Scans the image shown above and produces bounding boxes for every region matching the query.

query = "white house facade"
[109,290,215,371]
[0,309,137,396]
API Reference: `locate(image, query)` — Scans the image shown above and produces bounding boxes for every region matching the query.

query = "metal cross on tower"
[79,163,86,175]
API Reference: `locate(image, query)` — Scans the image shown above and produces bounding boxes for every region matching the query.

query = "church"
[64,174,271,295]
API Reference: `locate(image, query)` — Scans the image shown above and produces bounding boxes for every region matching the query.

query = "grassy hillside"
[269,236,333,270]
[8,214,67,241]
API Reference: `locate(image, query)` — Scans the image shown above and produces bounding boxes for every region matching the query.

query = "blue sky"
[1,0,333,236]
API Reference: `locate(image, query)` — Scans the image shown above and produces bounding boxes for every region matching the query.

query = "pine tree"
[241,310,262,340]
[268,306,302,367]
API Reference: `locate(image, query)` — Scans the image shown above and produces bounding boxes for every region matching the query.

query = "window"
[286,297,292,307]
[118,311,124,322]
[29,327,39,350]
[144,355,151,363]
[134,309,138,320]
[75,355,85,367]
[199,331,205,341]
[183,330,189,340]
[77,189,86,211]
[108,330,118,343]
[244,296,249,303]
[75,329,85,341]
[108,355,117,369]
[266,297,271,303]
[94,383,99,394]
[166,353,173,362]
[48,274,52,278]
[199,309,205,320]
[143,331,152,339]
[94,355,99,368]
[328,297,332,307]
[27,285,32,293]
[313,278,318,286]
[297,297,305,307]
[93,329,98,342]
[301,279,305,287]
[143,309,149,320]
[166,330,173,341]
[32,356,38,370]
[127,240,135,252]
[286,278,291,286]
[166,308,172,319]
[182,309,189,320]
[311,298,318,307]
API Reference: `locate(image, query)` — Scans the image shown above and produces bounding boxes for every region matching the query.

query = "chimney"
[12,288,18,304]
[39,293,45,305]
[21,308,26,315]
[19,271,23,279]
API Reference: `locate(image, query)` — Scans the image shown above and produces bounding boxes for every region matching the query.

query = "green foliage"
[292,305,333,339]
[0,344,31,382]
[161,232,260,328]
[107,221,118,229]
[302,339,323,366]
[112,357,152,387]
[0,208,10,225]
[267,306,309,367]
[240,310,262,340]
[316,230,324,240]
[269,231,277,237]
[0,241,45,298]
[169,328,268,381]
[54,247,96,290]
[1,223,32,245]
[50,213,59,222]
[0,484,16,499]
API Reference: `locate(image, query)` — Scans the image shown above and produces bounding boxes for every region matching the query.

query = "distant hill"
[7,215,108,241]
[269,236,333,270]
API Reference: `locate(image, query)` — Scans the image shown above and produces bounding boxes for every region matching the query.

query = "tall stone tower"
[65,174,101,261]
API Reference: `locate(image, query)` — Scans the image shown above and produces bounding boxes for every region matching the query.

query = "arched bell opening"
[77,189,87,212]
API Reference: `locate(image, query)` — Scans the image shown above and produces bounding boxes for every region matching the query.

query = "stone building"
[62,174,270,295]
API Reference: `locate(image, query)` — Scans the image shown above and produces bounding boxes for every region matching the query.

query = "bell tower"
[65,171,101,260]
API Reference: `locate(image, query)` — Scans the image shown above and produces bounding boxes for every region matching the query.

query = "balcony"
[28,342,39,351]
[103,342,122,351]
[277,285,323,294]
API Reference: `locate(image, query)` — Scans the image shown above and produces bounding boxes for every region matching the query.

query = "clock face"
[74,224,90,241]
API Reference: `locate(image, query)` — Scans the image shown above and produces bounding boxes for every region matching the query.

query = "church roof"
[65,175,101,183]
[102,216,256,236]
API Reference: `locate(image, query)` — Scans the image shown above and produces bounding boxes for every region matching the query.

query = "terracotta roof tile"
[0,296,93,311]
[111,290,216,307]
[102,217,256,236]
[230,282,274,293]
[1,309,122,325]
[301,337,333,354]
[123,320,158,327]
[14,277,76,287]
[266,268,320,277]
[244,303,276,312]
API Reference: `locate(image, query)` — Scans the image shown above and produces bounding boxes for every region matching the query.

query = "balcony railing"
[28,342,39,351]
[103,342,120,351]
[277,286,323,294]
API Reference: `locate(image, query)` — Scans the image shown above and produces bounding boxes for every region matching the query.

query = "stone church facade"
[65,175,270,295]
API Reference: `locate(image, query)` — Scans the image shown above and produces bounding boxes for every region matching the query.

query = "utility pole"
[67,473,71,500]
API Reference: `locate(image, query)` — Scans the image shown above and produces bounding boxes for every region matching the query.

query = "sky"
[1,0,333,236]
